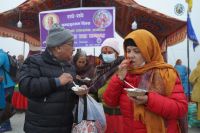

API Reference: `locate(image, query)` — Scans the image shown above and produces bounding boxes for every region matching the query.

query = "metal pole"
[80,0,82,7]
[187,35,191,101]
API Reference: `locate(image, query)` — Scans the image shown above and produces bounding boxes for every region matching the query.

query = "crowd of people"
[0,23,199,133]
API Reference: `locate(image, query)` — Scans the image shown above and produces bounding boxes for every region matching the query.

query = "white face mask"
[102,53,116,63]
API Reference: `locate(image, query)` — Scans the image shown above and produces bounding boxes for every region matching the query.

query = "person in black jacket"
[18,24,88,133]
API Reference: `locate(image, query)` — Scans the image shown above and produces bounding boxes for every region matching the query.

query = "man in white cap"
[18,24,88,133]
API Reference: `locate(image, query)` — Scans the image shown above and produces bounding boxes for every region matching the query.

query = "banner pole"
[80,0,82,7]
[93,48,95,66]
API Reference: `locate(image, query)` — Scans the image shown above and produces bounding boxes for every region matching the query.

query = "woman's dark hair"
[175,59,182,65]
[123,38,137,51]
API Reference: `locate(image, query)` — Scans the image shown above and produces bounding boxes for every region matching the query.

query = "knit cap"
[101,38,120,54]
[46,23,74,47]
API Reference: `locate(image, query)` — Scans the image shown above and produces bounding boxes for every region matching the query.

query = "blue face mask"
[102,53,116,63]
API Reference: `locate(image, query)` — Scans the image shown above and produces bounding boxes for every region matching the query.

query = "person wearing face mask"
[88,38,124,133]
[103,30,188,133]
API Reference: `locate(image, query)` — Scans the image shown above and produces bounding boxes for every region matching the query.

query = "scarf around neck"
[89,56,124,93]
[124,30,178,133]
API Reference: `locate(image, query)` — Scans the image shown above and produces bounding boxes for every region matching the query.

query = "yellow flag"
[186,0,193,12]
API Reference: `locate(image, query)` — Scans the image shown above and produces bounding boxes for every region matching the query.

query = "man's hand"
[58,73,73,86]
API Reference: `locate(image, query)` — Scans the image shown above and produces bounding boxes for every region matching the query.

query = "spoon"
[84,77,91,81]
[73,81,79,87]
[124,80,135,89]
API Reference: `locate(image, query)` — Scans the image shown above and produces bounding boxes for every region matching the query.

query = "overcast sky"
[0,0,199,70]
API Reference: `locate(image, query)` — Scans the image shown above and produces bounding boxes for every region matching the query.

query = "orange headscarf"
[124,29,178,133]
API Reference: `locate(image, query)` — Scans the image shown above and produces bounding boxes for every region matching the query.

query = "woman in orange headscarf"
[103,29,188,133]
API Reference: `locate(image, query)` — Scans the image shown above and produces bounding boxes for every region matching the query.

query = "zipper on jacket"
[60,62,65,72]
[61,66,64,72]
[43,97,47,102]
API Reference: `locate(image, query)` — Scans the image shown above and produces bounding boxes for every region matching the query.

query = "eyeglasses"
[60,40,74,47]
[61,42,74,49]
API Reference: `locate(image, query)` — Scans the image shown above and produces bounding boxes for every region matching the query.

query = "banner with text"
[39,7,115,50]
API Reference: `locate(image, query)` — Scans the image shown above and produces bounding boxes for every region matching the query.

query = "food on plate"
[125,88,147,97]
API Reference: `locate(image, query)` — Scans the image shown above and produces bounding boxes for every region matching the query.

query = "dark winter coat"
[19,49,78,133]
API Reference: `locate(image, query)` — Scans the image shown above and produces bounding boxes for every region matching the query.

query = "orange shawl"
[124,30,178,133]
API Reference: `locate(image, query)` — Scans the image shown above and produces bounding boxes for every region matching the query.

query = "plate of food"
[125,88,147,97]
[71,86,86,92]
[81,77,91,82]
[71,82,86,92]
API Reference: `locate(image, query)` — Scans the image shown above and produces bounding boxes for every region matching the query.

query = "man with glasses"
[18,24,88,133]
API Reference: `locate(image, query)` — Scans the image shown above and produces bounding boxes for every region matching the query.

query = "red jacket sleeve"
[103,74,124,107]
[146,78,188,119]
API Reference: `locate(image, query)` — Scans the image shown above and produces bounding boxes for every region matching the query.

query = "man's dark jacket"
[19,49,78,133]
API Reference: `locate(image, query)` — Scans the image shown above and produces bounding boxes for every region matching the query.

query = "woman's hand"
[76,75,82,80]
[74,85,88,96]
[117,59,131,80]
[128,95,148,105]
